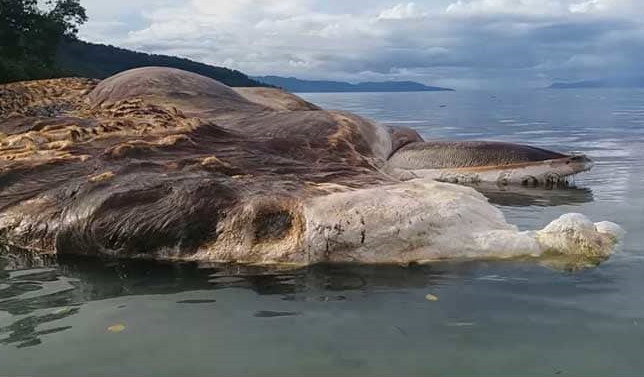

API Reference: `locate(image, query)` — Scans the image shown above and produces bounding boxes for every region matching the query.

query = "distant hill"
[254,75,453,93]
[53,40,454,91]
[549,77,644,89]
[56,39,267,87]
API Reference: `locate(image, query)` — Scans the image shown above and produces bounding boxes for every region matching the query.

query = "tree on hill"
[0,0,87,83]
[0,1,267,87]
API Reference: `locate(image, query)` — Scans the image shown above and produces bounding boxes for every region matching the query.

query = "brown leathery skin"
[233,87,321,112]
[87,66,269,120]
[0,67,595,262]
[0,77,98,119]
[0,67,394,259]
[387,126,424,157]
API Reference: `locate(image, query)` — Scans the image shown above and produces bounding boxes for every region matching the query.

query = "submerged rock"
[0,67,622,266]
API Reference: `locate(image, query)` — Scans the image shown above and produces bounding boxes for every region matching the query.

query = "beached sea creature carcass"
[0,67,621,266]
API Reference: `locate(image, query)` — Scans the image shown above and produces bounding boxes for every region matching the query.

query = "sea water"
[1,89,643,376]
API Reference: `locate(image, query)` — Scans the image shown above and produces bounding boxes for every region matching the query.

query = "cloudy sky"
[78,0,643,89]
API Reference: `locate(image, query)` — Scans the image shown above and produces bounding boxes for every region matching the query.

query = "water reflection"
[2,252,456,299]
[253,310,301,318]
[468,183,594,207]
[1,308,77,348]
[0,260,82,348]
[0,251,501,348]
[0,252,418,345]
[2,247,644,377]
[0,247,628,350]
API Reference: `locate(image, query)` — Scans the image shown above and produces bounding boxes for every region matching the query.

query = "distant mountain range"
[254,75,454,93]
[549,77,644,89]
[54,40,454,92]
[56,39,266,87]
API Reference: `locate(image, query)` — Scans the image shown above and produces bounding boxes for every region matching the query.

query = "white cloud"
[445,0,568,16]
[378,3,426,20]
[445,0,639,17]
[78,0,644,89]
[569,0,638,15]
[78,20,127,43]
[569,0,603,13]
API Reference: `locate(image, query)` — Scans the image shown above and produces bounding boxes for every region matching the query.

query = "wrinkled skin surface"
[0,68,394,259]
[0,67,604,264]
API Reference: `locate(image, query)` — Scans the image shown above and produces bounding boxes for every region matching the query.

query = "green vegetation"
[56,39,267,87]
[0,0,266,86]
[0,0,87,83]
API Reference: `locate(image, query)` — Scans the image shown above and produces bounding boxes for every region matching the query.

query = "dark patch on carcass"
[54,174,237,256]
[253,210,293,241]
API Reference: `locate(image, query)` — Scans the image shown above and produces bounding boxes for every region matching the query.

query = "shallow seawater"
[2,89,644,376]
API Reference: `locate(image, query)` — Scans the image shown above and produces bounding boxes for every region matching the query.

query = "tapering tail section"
[385,140,593,185]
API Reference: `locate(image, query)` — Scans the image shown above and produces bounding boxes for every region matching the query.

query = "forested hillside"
[56,39,267,87]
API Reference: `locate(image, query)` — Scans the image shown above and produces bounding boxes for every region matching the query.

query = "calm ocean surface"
[1,89,643,376]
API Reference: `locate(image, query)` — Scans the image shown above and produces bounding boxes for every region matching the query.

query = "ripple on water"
[517,129,555,135]
[0,267,83,348]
